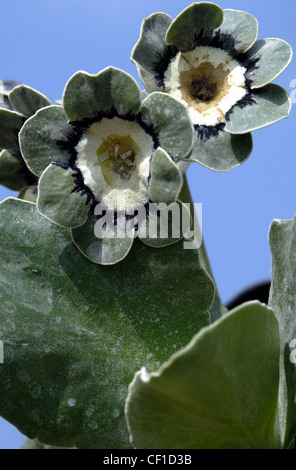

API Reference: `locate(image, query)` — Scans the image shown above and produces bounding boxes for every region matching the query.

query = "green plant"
[0,2,295,449]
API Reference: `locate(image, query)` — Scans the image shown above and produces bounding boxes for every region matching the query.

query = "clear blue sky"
[0,0,295,448]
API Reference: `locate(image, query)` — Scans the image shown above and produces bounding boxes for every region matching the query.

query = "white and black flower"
[19,67,194,265]
[131,2,292,171]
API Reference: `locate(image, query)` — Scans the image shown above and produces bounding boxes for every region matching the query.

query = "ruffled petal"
[225,84,291,134]
[140,92,194,159]
[218,9,258,54]
[71,214,134,265]
[37,164,91,228]
[149,147,183,204]
[245,39,293,89]
[139,200,190,248]
[187,127,253,171]
[0,108,26,151]
[131,13,176,92]
[63,67,141,123]
[19,105,82,176]
[165,2,223,52]
[9,84,51,117]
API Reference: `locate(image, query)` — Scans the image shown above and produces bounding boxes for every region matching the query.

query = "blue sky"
[0,0,295,448]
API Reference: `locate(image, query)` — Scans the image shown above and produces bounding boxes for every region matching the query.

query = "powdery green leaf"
[126,301,280,449]
[165,2,223,51]
[218,9,258,53]
[149,148,183,204]
[19,105,82,177]
[9,85,51,118]
[63,67,141,123]
[37,164,90,229]
[0,198,213,448]
[140,92,194,159]
[225,84,291,134]
[268,216,296,449]
[246,39,293,89]
[188,129,253,171]
[131,13,175,92]
[0,108,26,151]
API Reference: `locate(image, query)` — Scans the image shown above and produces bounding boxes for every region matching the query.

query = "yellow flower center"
[97,134,140,189]
[179,61,230,119]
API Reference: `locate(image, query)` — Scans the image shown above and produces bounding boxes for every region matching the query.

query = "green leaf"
[188,129,253,171]
[218,9,258,53]
[63,67,141,123]
[126,301,280,449]
[268,216,296,448]
[37,164,90,229]
[0,149,28,190]
[149,148,183,204]
[0,108,26,151]
[9,85,51,118]
[131,13,175,92]
[19,105,81,177]
[0,198,213,448]
[140,92,194,159]
[165,3,223,51]
[225,84,291,134]
[246,39,293,89]
[71,213,135,265]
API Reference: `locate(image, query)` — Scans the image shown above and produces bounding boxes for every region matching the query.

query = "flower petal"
[19,105,82,177]
[131,13,176,92]
[165,2,223,52]
[217,9,258,54]
[140,92,194,159]
[71,214,134,265]
[149,147,183,204]
[9,85,51,117]
[225,84,291,134]
[246,39,293,89]
[188,129,253,171]
[37,164,91,229]
[63,67,141,123]
[139,200,189,248]
[0,149,28,190]
[0,108,26,151]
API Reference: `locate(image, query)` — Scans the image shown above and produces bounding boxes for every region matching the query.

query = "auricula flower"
[19,67,194,265]
[131,2,292,171]
[0,80,51,195]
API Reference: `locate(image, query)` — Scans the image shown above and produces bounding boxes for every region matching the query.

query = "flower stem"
[179,174,224,321]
